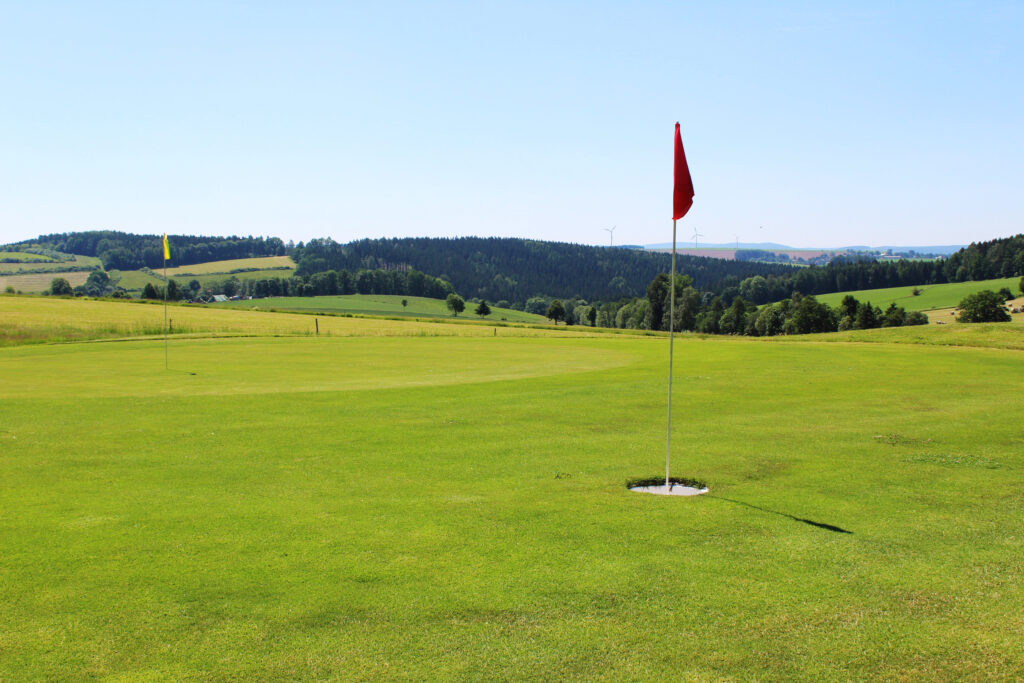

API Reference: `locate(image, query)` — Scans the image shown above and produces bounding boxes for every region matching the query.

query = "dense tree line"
[11,231,286,270]
[594,273,930,337]
[734,234,1024,305]
[291,237,797,306]
[180,267,453,300]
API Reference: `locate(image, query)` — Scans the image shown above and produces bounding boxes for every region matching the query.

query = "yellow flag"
[162,234,170,261]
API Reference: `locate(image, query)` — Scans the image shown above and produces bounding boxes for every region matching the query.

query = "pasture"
[814,277,1022,313]
[0,270,92,294]
[214,294,547,323]
[0,251,55,263]
[0,253,100,277]
[1,297,1022,679]
[160,255,296,277]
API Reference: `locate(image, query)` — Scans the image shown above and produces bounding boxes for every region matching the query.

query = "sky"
[1,1,1022,249]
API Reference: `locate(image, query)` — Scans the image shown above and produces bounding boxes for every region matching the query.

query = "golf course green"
[2,303,1022,679]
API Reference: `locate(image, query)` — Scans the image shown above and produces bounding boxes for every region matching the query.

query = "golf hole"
[628,476,708,497]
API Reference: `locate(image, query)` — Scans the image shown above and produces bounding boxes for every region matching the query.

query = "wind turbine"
[691,228,704,249]
[604,225,616,247]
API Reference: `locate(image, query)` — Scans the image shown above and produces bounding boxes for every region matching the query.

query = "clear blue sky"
[2,1,1021,249]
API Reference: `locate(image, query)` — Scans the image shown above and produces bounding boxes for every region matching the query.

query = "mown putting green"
[2,326,1023,679]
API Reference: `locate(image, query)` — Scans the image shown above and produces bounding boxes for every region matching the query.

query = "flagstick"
[666,218,677,488]
[163,255,168,370]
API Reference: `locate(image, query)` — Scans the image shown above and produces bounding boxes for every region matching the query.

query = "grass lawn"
[814,277,1022,312]
[214,294,547,323]
[1,299,1023,679]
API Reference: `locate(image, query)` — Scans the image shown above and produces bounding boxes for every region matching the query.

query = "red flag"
[673,122,694,220]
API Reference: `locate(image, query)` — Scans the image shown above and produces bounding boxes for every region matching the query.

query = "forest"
[9,231,286,270]
[290,236,796,305]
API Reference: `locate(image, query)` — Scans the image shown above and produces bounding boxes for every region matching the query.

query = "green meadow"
[161,255,295,276]
[0,251,56,263]
[0,253,100,275]
[2,298,1023,680]
[214,294,547,323]
[814,276,1022,312]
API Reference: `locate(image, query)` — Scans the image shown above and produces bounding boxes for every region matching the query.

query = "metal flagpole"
[666,218,676,487]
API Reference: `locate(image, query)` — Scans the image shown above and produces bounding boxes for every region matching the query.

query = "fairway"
[214,294,546,323]
[3,327,1023,679]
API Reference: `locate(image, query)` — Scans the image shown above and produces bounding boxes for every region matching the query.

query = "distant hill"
[647,242,965,258]
[4,231,285,270]
[291,237,800,305]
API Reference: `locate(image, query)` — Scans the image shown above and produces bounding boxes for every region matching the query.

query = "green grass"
[169,268,297,290]
[0,253,100,275]
[0,270,93,293]
[109,268,166,292]
[815,277,1022,311]
[215,294,547,322]
[161,255,295,276]
[2,306,1023,679]
[0,251,55,263]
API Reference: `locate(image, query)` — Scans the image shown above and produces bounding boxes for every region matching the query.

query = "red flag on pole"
[673,122,694,220]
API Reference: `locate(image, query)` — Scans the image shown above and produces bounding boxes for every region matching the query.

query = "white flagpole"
[666,218,676,487]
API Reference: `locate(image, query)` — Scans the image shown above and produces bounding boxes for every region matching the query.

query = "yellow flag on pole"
[162,234,170,261]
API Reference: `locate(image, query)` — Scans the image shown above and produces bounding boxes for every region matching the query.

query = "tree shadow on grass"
[708,495,853,534]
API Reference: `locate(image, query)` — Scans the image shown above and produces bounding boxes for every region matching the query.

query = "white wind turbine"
[604,225,616,247]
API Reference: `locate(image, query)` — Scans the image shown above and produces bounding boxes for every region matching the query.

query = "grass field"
[0,270,92,293]
[0,251,55,263]
[1,296,1023,679]
[0,253,101,276]
[0,295,593,347]
[161,255,295,276]
[814,277,1022,312]
[215,294,547,323]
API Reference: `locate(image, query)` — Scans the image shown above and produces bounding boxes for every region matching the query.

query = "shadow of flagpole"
[708,495,854,534]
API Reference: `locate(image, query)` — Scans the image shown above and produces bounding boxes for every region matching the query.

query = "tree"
[401,299,408,309]
[83,270,111,297]
[475,300,491,318]
[718,297,749,335]
[904,311,929,326]
[957,290,1011,322]
[50,277,73,296]
[546,299,566,325]
[166,279,182,301]
[525,296,549,315]
[645,273,670,331]
[998,287,1013,301]
[854,302,881,329]
[881,303,906,327]
[1020,276,1024,297]
[587,306,597,327]
[446,293,465,316]
[141,283,160,299]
